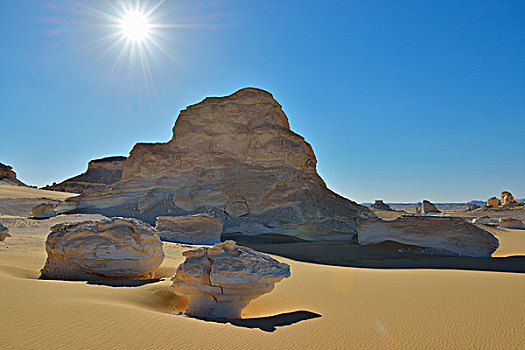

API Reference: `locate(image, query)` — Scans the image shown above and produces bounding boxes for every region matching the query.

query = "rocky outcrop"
[358,216,499,257]
[487,197,500,207]
[0,162,26,186]
[58,88,375,241]
[171,241,290,319]
[421,200,440,214]
[0,223,10,241]
[501,191,518,206]
[156,214,223,244]
[498,217,525,229]
[472,216,498,226]
[43,156,127,194]
[40,217,164,280]
[370,200,393,211]
[32,203,57,218]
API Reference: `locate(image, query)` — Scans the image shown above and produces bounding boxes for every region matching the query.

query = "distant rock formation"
[0,223,10,241]
[501,191,518,206]
[171,240,290,319]
[358,216,499,257]
[43,156,127,194]
[421,200,440,214]
[40,217,164,280]
[156,214,223,244]
[472,216,498,226]
[0,162,26,186]
[498,217,525,229]
[486,197,500,207]
[56,88,375,241]
[32,203,57,218]
[370,200,393,211]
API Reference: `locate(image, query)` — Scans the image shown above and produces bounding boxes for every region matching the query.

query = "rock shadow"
[195,310,322,332]
[87,278,162,287]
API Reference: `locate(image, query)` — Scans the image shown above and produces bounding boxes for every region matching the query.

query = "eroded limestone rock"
[421,200,440,214]
[0,162,26,186]
[487,197,500,207]
[32,203,57,219]
[62,88,375,240]
[370,200,393,211]
[156,214,223,244]
[171,240,290,319]
[40,217,164,280]
[0,223,10,241]
[501,191,518,206]
[498,217,525,229]
[358,216,499,257]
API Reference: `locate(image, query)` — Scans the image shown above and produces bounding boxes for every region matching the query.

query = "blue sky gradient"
[1,0,524,202]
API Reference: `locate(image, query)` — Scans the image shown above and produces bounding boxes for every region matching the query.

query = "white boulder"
[156,214,223,244]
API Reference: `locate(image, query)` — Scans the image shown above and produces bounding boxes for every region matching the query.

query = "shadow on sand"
[237,239,525,274]
[87,278,162,287]
[195,310,322,332]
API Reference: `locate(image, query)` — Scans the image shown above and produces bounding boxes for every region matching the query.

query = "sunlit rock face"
[171,241,290,319]
[498,217,525,229]
[156,214,223,244]
[486,197,500,207]
[0,162,26,186]
[32,203,57,218]
[44,156,127,194]
[370,200,393,211]
[0,223,10,241]
[421,200,440,214]
[501,191,518,206]
[358,216,499,257]
[65,88,375,241]
[40,217,164,280]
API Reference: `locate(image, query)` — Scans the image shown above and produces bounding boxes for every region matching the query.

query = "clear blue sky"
[1,0,524,202]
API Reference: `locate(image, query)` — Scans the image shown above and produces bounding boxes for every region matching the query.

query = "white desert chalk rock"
[156,214,223,244]
[171,240,290,319]
[40,217,164,280]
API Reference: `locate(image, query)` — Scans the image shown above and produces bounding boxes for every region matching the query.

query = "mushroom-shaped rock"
[0,223,11,241]
[501,191,518,206]
[421,200,440,214]
[32,203,57,218]
[156,214,223,244]
[498,217,525,229]
[370,200,394,211]
[486,197,500,207]
[358,216,499,257]
[40,217,164,280]
[171,241,290,319]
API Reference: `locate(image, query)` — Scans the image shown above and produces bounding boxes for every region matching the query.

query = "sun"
[120,10,150,41]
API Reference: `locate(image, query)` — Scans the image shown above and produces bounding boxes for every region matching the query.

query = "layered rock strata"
[0,162,26,186]
[156,214,223,244]
[32,203,57,219]
[358,216,499,257]
[498,217,525,229]
[58,88,375,241]
[40,217,164,280]
[0,223,10,241]
[171,240,290,319]
[43,156,127,194]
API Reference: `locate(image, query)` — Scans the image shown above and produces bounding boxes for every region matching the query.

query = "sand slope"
[1,215,524,349]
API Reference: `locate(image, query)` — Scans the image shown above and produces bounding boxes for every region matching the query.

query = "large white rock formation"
[40,217,164,280]
[171,240,290,319]
[358,216,499,257]
[156,214,223,244]
[56,88,375,241]
[0,223,10,241]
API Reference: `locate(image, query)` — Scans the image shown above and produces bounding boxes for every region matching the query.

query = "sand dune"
[1,215,524,349]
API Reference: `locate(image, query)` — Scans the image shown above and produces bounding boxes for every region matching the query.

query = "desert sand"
[1,186,524,349]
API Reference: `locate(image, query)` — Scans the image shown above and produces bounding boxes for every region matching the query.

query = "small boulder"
[501,191,518,206]
[156,214,223,245]
[421,200,440,214]
[32,203,57,218]
[0,223,11,241]
[171,240,290,319]
[486,197,500,207]
[40,217,164,280]
[370,200,393,211]
[498,217,525,229]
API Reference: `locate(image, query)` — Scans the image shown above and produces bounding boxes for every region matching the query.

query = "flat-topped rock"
[421,200,440,214]
[370,200,393,211]
[0,223,10,241]
[171,240,290,319]
[358,216,499,257]
[40,217,164,280]
[156,214,223,244]
[61,88,375,240]
[43,156,127,194]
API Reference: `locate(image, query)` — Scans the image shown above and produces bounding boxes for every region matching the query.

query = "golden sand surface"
[0,213,524,350]
[0,184,78,199]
